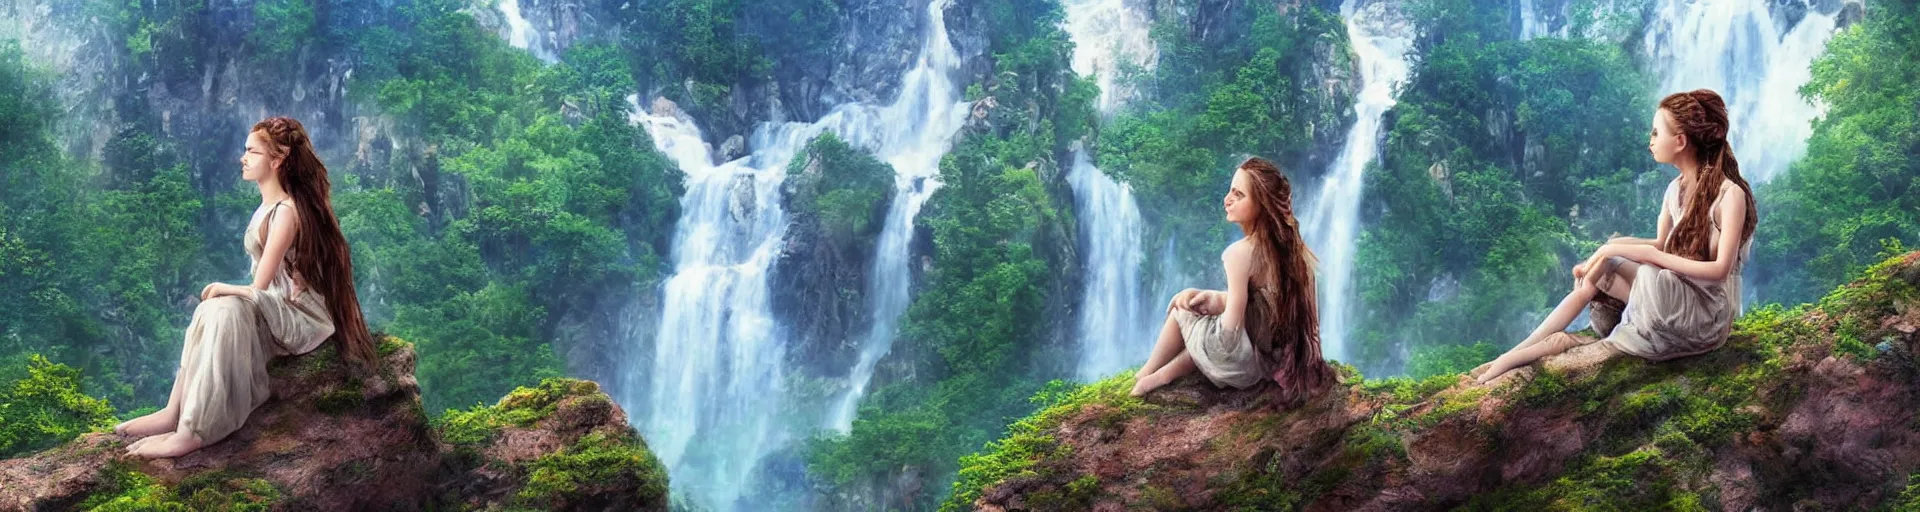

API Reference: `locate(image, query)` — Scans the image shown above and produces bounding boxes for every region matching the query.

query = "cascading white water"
[1642,0,1840,184]
[626,98,827,511]
[823,0,972,433]
[1300,0,1413,364]
[497,0,556,62]
[1517,0,1569,39]
[1062,0,1159,112]
[1058,0,1159,381]
[1065,147,1152,380]
[607,0,970,504]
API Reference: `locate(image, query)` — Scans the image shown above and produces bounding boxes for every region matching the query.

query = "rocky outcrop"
[949,252,1920,510]
[771,133,896,378]
[0,337,668,511]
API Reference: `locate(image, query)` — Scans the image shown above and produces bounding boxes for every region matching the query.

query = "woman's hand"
[200,283,254,301]
[1573,242,1641,279]
[1189,291,1226,316]
[1168,288,1201,313]
[1575,243,1651,280]
[1573,251,1604,279]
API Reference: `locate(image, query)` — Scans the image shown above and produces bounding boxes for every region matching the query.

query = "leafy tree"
[0,354,117,458]
[1753,0,1920,305]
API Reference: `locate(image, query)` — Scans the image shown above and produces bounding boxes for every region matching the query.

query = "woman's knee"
[193,296,251,320]
[1542,332,1586,353]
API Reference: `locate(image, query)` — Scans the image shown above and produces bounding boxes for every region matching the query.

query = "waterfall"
[1300,0,1414,364]
[626,99,825,511]
[609,0,969,506]
[1062,0,1159,112]
[1642,0,1841,184]
[1517,0,1568,39]
[1065,146,1152,381]
[497,0,556,62]
[823,0,972,432]
[1059,0,1159,381]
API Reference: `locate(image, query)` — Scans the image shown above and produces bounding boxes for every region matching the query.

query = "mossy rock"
[433,377,669,511]
[953,252,1920,511]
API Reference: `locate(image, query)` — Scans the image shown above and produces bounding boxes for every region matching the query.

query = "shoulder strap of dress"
[258,199,289,246]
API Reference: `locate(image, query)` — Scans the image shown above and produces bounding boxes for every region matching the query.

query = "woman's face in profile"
[1649,108,1685,164]
[1224,167,1257,224]
[240,130,279,183]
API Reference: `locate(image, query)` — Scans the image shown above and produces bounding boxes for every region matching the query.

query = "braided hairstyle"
[1236,157,1332,407]
[251,116,378,368]
[1657,89,1756,262]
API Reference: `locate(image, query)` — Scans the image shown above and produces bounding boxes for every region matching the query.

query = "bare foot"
[1466,361,1493,381]
[1474,361,1516,385]
[124,433,167,455]
[1130,372,1172,397]
[113,408,178,437]
[128,431,205,459]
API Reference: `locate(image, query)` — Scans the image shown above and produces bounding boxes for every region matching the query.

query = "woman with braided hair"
[1131,157,1334,407]
[114,116,377,458]
[1475,89,1756,384]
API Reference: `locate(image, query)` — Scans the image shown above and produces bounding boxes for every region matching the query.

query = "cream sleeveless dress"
[1590,179,1750,361]
[1171,283,1277,390]
[175,200,335,445]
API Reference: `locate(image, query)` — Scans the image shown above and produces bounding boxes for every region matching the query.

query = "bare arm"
[1579,185,1678,276]
[248,203,302,298]
[1216,243,1253,334]
[1605,191,1747,282]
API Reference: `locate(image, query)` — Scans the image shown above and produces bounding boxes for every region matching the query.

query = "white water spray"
[1642,0,1841,184]
[498,0,557,62]
[1301,0,1413,364]
[1059,0,1159,381]
[824,0,972,432]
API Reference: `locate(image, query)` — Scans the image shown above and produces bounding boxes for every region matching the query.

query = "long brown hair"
[1658,89,1756,262]
[1237,157,1332,406]
[252,116,377,368]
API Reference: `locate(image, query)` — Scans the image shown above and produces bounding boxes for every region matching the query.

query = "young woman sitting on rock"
[1131,157,1335,407]
[114,116,378,458]
[1475,89,1756,384]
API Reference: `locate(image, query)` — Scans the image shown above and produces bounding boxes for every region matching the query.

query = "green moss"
[1023,473,1101,511]
[1214,453,1304,511]
[943,376,1152,512]
[1136,485,1183,510]
[1357,373,1457,405]
[1404,386,1490,430]
[1460,448,1702,511]
[436,377,603,449]
[514,430,670,508]
[1615,381,1685,425]
[375,334,410,358]
[314,379,365,415]
[1889,473,1920,512]
[82,464,281,511]
[1341,420,1406,462]
[274,343,339,379]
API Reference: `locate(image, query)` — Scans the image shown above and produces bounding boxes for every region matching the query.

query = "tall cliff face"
[0,337,669,511]
[947,252,1920,511]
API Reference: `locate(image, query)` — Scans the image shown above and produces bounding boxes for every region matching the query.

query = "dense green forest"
[3,0,1916,508]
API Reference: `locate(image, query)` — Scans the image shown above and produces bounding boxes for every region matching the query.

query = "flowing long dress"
[1171,285,1276,389]
[175,199,335,445]
[1589,179,1750,360]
